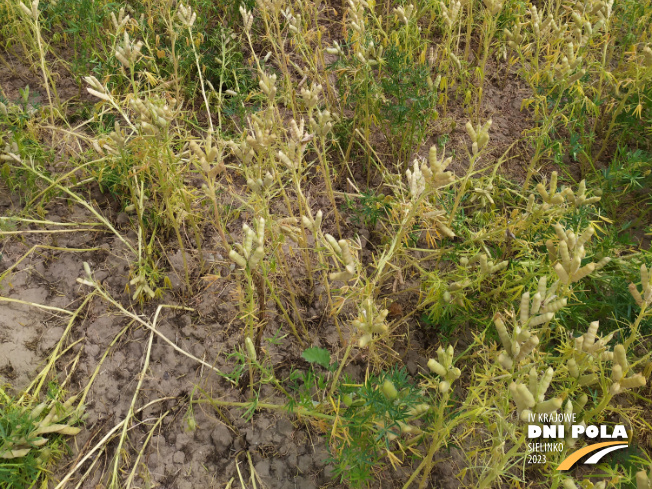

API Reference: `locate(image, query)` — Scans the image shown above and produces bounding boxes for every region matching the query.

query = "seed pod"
[428,359,447,377]
[520,409,533,422]
[515,336,539,362]
[541,298,567,314]
[539,368,554,401]
[528,312,554,327]
[614,344,628,370]
[612,364,623,382]
[249,246,264,268]
[245,337,257,362]
[620,374,646,389]
[325,234,342,254]
[579,373,598,386]
[629,283,645,307]
[515,383,536,409]
[229,250,247,268]
[546,240,557,263]
[568,358,579,378]
[520,292,530,326]
[439,381,451,393]
[381,379,398,400]
[498,353,513,369]
[492,314,510,352]
[530,292,542,315]
[635,470,650,489]
[595,257,611,271]
[516,329,531,342]
[535,398,562,414]
[554,263,570,283]
[329,270,354,282]
[528,368,538,400]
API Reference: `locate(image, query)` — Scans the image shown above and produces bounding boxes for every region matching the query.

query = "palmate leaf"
[301,347,331,369]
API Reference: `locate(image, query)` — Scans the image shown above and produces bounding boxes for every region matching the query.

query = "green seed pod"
[520,409,533,422]
[535,398,562,414]
[428,359,447,377]
[520,292,530,326]
[498,353,513,370]
[531,292,542,315]
[629,283,645,307]
[541,298,567,314]
[562,480,579,489]
[516,383,536,408]
[249,246,264,268]
[439,381,451,393]
[579,373,598,386]
[620,374,646,389]
[539,368,554,401]
[554,263,570,283]
[515,336,540,362]
[516,329,531,342]
[494,315,511,353]
[529,312,554,327]
[229,249,247,268]
[568,358,579,378]
[528,368,538,400]
[614,344,628,370]
[245,337,257,362]
[381,379,398,400]
[325,234,342,254]
[612,364,623,382]
[574,393,588,412]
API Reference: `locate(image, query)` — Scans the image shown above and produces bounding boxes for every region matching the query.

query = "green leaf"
[301,347,331,369]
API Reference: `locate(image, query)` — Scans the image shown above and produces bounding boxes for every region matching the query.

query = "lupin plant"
[2,0,652,486]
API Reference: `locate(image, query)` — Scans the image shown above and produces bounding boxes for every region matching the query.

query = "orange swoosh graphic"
[557,441,628,470]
